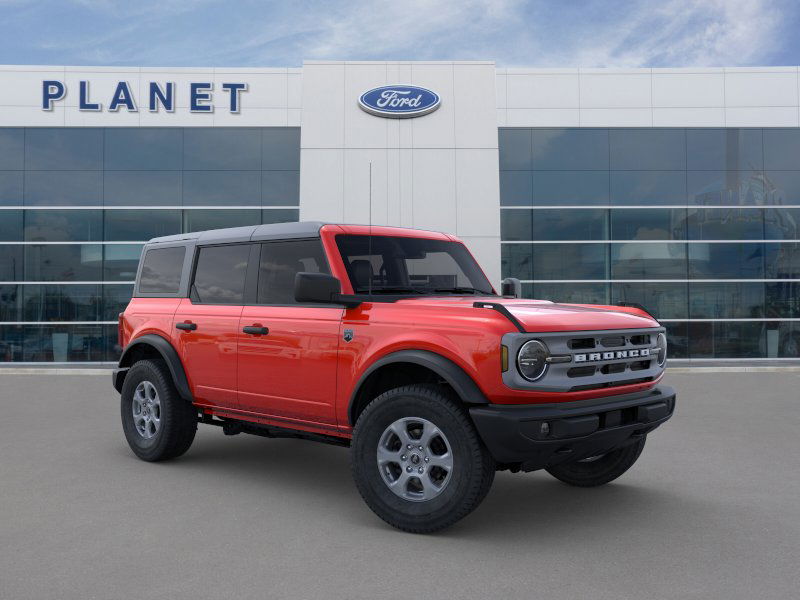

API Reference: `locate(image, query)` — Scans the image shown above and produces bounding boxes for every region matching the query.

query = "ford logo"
[358,85,440,118]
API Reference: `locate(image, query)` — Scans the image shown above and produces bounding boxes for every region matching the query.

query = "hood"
[395,296,659,332]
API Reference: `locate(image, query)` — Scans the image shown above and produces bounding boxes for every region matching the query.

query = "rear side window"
[139,246,185,294]
[258,239,329,304]
[192,244,250,304]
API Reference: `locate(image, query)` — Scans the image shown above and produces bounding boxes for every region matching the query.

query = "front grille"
[502,326,666,393]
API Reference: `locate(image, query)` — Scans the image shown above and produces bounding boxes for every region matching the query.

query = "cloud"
[0,0,793,67]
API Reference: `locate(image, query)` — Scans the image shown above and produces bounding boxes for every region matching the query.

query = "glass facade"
[500,128,800,359]
[0,127,300,363]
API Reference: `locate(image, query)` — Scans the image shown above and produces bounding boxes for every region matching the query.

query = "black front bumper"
[469,385,676,472]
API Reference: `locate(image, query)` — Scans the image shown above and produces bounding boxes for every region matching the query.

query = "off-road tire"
[545,436,646,487]
[120,359,197,462]
[351,384,495,533]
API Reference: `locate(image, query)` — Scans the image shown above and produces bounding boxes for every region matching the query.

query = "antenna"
[368,161,373,296]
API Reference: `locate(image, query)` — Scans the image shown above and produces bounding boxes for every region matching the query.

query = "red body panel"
[121,224,663,440]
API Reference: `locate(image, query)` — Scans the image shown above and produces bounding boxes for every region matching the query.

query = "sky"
[0,0,798,68]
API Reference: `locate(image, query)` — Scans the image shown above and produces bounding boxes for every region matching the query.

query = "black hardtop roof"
[147,221,330,246]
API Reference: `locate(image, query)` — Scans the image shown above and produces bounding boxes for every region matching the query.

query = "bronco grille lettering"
[574,348,650,362]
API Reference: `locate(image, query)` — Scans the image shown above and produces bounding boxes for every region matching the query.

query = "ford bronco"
[113,222,675,533]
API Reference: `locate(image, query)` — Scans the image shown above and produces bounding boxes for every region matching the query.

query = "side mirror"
[501,277,522,298]
[295,272,342,303]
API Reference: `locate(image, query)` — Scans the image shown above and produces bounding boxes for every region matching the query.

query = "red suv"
[114,222,675,532]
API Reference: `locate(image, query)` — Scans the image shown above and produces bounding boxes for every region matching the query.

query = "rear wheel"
[545,436,646,487]
[351,384,495,533]
[120,359,197,462]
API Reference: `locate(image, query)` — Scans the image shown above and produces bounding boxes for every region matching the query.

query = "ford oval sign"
[358,85,440,118]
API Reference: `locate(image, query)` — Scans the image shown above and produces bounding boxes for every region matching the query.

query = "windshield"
[335,234,495,296]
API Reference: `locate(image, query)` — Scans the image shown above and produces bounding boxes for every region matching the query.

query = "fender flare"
[115,334,194,402]
[348,349,488,425]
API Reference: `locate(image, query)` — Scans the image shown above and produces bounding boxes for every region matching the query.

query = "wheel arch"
[114,334,193,402]
[348,349,488,426]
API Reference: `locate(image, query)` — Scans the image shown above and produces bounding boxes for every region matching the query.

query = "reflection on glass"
[262,128,301,170]
[611,208,687,240]
[686,129,763,171]
[611,171,686,205]
[530,209,607,241]
[611,243,687,279]
[533,171,609,206]
[183,128,261,170]
[25,245,103,281]
[0,170,23,205]
[689,321,765,358]
[502,244,533,280]
[0,129,24,170]
[0,209,23,241]
[104,171,182,206]
[498,129,531,170]
[532,244,607,280]
[24,171,103,206]
[104,209,181,241]
[183,171,260,205]
[688,170,774,205]
[763,129,800,170]
[102,285,134,321]
[689,243,764,279]
[261,208,300,225]
[0,325,23,361]
[22,324,106,362]
[25,128,103,171]
[0,246,23,281]
[262,171,300,206]
[183,209,261,233]
[529,282,609,304]
[0,285,21,321]
[611,282,688,319]
[533,129,609,170]
[688,282,765,319]
[103,245,143,281]
[104,128,182,170]
[24,210,102,242]
[765,242,800,279]
[500,172,533,206]
[23,284,101,321]
[610,129,685,170]
[687,207,764,240]
[663,322,688,358]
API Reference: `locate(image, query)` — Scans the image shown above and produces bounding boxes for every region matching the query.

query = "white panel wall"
[0,65,294,126]
[299,61,502,287]
[499,66,800,127]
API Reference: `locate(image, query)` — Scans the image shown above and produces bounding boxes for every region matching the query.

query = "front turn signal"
[501,345,509,372]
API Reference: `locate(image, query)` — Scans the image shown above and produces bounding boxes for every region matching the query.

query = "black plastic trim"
[469,385,676,471]
[473,301,526,333]
[348,349,488,425]
[116,334,194,402]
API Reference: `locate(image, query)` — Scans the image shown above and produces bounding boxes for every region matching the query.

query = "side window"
[192,244,250,304]
[258,239,329,304]
[139,246,185,294]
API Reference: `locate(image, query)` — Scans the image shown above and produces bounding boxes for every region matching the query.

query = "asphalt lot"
[1,371,798,600]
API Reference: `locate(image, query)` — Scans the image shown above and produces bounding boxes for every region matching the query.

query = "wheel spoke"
[388,421,412,446]
[377,446,400,465]
[428,452,453,471]
[419,422,443,450]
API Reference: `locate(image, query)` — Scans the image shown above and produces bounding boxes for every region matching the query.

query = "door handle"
[176,322,197,331]
[242,325,269,335]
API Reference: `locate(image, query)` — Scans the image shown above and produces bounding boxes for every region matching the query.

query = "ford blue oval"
[358,85,440,118]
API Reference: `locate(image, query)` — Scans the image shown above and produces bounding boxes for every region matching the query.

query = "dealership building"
[1,61,799,363]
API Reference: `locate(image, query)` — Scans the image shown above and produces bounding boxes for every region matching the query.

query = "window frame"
[187,242,257,306]
[134,242,192,299]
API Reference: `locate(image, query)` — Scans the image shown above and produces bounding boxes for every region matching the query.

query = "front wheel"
[545,436,646,487]
[351,385,495,533]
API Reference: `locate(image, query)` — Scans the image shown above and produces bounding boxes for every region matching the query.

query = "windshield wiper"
[433,287,493,295]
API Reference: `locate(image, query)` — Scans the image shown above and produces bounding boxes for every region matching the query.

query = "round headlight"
[655,332,668,367]
[517,340,549,381]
